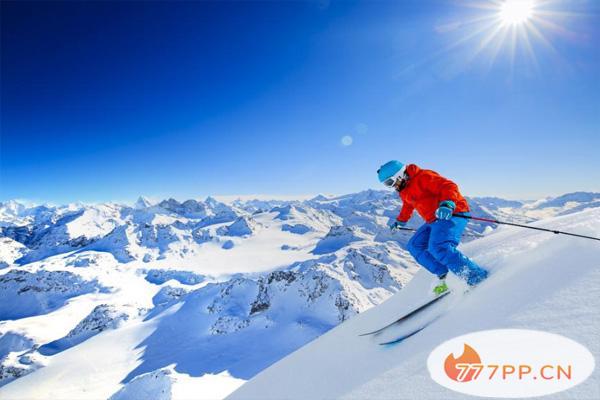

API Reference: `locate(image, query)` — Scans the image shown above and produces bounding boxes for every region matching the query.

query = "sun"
[499,0,535,26]
[417,0,575,76]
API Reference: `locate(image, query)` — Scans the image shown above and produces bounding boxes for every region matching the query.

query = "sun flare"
[499,0,534,25]
[425,0,575,75]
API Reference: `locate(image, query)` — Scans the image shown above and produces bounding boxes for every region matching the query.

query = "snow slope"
[228,208,600,400]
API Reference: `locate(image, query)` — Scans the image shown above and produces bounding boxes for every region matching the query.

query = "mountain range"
[0,190,598,399]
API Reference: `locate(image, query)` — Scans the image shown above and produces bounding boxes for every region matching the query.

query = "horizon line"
[2,189,600,208]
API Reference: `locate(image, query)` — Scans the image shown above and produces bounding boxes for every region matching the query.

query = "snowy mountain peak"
[217,217,259,237]
[135,196,154,209]
[536,191,600,209]
[0,200,26,215]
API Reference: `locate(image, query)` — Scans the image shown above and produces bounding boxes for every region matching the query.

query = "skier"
[377,160,488,295]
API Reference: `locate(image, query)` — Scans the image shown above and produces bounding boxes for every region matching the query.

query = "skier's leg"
[428,215,488,286]
[407,224,449,278]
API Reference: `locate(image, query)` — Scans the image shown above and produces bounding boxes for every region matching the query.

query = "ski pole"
[453,214,600,242]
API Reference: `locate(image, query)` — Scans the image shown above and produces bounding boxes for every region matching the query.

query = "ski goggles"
[383,177,398,187]
[383,170,406,187]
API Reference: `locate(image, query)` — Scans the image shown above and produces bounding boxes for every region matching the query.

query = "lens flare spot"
[341,135,353,146]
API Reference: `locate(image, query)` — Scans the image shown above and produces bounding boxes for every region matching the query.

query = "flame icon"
[444,343,482,382]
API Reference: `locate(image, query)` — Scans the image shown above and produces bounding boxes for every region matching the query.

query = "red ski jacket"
[396,164,469,223]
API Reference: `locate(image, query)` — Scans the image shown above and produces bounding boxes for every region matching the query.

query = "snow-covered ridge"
[0,191,598,399]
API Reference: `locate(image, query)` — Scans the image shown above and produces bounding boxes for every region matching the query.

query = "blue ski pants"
[406,213,488,286]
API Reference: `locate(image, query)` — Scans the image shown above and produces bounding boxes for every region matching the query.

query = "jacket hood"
[406,164,421,177]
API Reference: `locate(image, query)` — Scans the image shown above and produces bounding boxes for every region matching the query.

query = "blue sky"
[1,0,599,203]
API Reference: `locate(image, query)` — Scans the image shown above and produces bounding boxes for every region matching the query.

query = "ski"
[378,283,482,344]
[378,324,430,346]
[359,290,451,336]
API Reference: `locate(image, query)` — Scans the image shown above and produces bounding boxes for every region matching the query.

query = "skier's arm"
[397,202,414,222]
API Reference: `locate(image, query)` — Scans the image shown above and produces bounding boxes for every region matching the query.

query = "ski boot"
[432,273,449,295]
[464,262,489,287]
